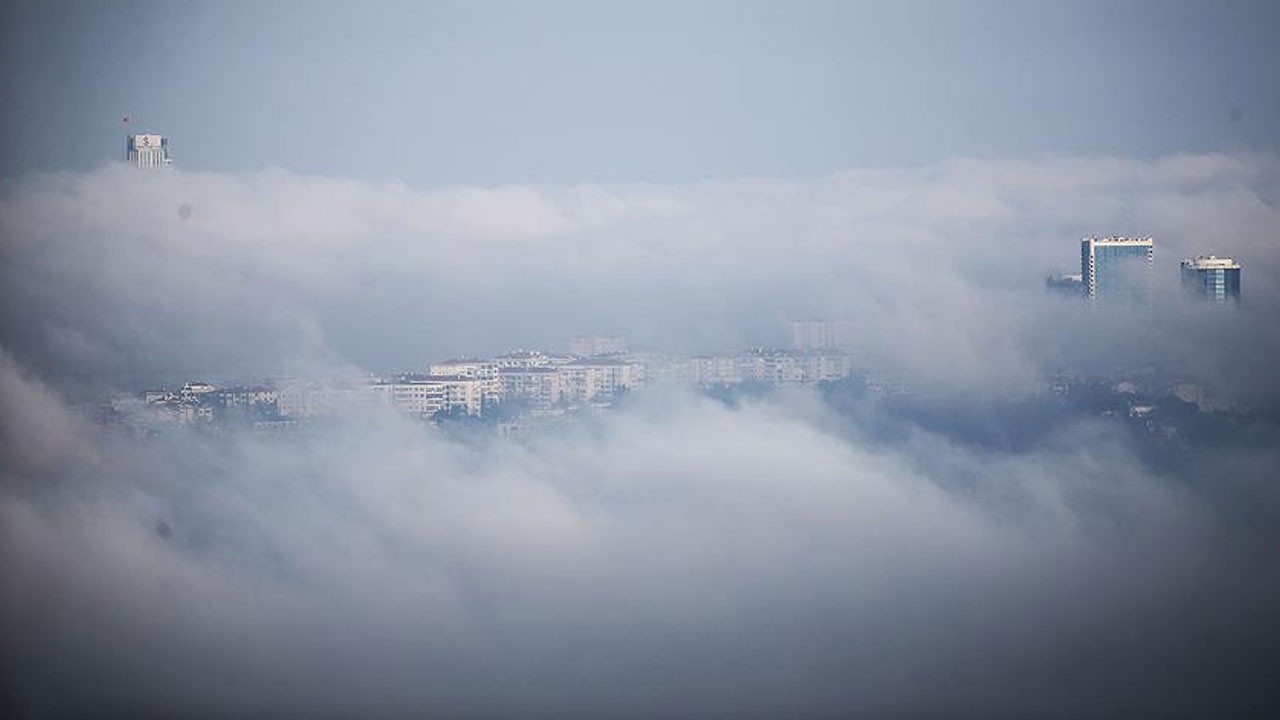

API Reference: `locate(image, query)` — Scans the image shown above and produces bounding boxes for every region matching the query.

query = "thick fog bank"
[3,153,1280,717]
[3,353,1279,719]
[2,154,1279,398]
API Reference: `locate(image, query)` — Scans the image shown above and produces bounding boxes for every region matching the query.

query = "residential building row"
[687,348,852,385]
[125,344,857,426]
[117,382,282,428]
[363,351,644,418]
[314,347,855,420]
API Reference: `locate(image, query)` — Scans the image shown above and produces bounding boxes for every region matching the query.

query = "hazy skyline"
[4,3,1280,718]
[3,0,1279,184]
[4,153,1279,394]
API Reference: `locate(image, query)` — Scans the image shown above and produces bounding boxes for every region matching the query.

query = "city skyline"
[3,3,1279,719]
[112,126,1254,316]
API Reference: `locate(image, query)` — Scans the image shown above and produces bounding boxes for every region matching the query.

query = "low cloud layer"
[2,153,1279,393]
[3,354,1278,718]
[3,154,1280,717]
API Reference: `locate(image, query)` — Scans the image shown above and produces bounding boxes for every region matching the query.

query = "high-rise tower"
[1080,236,1154,304]
[126,134,172,169]
[1180,256,1240,302]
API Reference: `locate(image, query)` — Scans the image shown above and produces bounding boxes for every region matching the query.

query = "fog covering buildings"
[121,340,857,433]
[6,0,1280,713]
[3,147,1280,718]
[568,336,627,357]
[1044,272,1083,296]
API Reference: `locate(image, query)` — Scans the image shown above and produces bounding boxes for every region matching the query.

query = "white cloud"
[3,147,1280,714]
[6,355,1267,717]
[4,153,1278,391]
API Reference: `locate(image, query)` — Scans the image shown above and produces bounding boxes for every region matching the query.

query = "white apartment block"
[499,366,564,409]
[370,374,488,417]
[428,359,501,401]
[804,352,853,382]
[435,376,486,415]
[737,352,806,384]
[628,352,691,385]
[690,355,743,385]
[558,358,641,403]
[369,379,446,416]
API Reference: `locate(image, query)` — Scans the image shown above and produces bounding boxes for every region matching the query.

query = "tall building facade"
[1080,236,1154,304]
[569,336,627,357]
[126,134,172,168]
[789,319,840,352]
[1180,256,1240,302]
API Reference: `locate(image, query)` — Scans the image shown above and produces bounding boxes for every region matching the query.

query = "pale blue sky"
[2,0,1278,184]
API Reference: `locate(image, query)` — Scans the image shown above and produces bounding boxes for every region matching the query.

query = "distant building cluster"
[111,382,284,431]
[1047,236,1242,305]
[371,350,642,417]
[363,340,855,420]
[118,328,858,431]
[114,132,1239,439]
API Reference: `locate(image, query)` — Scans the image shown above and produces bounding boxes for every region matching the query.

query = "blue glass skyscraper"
[1080,236,1154,305]
[1180,256,1241,302]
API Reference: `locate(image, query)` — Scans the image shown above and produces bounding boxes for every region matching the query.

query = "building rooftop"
[565,357,631,367]
[1182,255,1240,270]
[1084,235,1154,245]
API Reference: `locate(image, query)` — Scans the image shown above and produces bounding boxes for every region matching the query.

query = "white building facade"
[371,374,488,417]
[558,358,641,403]
[498,366,564,409]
